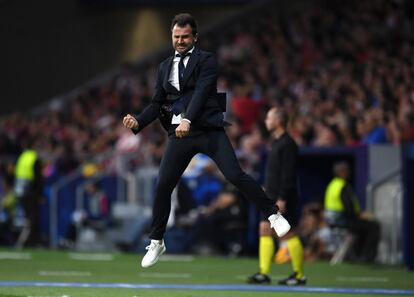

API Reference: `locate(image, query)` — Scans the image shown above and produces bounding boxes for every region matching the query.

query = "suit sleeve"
[279,141,298,200]
[132,64,166,134]
[184,53,217,122]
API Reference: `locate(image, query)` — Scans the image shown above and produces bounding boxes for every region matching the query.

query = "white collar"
[174,46,195,57]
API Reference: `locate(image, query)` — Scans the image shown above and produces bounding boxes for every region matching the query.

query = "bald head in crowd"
[265,107,289,134]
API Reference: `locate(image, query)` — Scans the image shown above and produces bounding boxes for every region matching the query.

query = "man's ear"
[194,34,198,43]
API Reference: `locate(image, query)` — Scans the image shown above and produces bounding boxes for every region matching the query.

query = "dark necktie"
[176,52,190,87]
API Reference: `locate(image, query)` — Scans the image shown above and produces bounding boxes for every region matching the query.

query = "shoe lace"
[145,242,158,251]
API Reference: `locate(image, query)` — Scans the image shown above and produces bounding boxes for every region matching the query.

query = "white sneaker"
[141,240,166,268]
[268,212,291,237]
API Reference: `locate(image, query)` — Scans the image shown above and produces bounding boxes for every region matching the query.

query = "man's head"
[333,161,350,180]
[171,13,198,55]
[265,107,288,133]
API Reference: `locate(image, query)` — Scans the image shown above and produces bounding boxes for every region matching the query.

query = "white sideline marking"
[3,281,414,295]
[139,272,192,279]
[0,252,32,260]
[68,253,113,261]
[39,271,92,277]
[158,255,194,262]
[337,276,389,282]
[27,295,70,297]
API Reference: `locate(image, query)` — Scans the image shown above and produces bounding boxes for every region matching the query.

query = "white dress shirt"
[168,47,194,92]
[169,47,194,124]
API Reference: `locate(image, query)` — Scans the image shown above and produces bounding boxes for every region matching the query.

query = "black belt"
[166,94,181,101]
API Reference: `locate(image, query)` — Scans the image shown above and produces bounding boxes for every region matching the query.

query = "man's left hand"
[175,120,190,138]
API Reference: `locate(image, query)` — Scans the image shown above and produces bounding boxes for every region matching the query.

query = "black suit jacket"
[133,48,226,135]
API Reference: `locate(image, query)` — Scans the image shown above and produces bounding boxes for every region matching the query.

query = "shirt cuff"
[181,118,191,124]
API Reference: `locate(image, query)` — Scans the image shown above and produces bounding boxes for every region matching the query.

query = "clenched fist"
[123,114,139,130]
[175,120,190,138]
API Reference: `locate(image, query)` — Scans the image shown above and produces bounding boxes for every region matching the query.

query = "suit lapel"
[163,56,175,90]
[181,48,200,89]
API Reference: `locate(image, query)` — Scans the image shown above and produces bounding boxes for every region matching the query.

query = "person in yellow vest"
[247,107,306,286]
[14,146,43,246]
[324,162,380,262]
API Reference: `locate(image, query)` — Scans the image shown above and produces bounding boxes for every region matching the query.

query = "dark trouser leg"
[202,129,278,218]
[349,218,380,262]
[149,137,195,240]
[23,193,40,246]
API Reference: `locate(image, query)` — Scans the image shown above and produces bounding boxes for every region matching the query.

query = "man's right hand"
[276,199,286,214]
[123,114,139,130]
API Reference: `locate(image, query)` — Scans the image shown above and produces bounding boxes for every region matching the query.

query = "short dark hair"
[171,13,198,35]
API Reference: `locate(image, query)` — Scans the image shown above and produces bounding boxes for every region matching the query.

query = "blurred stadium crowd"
[0,0,412,260]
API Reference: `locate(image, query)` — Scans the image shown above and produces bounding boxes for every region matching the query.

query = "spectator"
[61,182,110,248]
[324,162,380,262]
[14,141,44,246]
[0,176,17,245]
[191,186,247,255]
[298,203,336,261]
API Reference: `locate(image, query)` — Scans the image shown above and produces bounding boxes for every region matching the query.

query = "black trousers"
[22,192,41,246]
[348,218,380,262]
[149,128,278,240]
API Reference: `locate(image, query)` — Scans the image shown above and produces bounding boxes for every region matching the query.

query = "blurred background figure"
[83,182,110,226]
[298,203,336,262]
[13,140,44,247]
[191,186,247,256]
[324,162,380,263]
[0,174,17,245]
[61,181,111,249]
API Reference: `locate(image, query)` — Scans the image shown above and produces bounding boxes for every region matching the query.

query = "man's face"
[265,109,280,132]
[340,167,350,180]
[172,24,197,55]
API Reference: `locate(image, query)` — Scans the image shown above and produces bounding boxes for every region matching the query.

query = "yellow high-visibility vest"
[324,177,360,213]
[15,149,37,180]
[324,177,346,211]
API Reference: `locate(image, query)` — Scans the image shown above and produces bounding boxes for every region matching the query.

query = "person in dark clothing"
[247,107,306,286]
[122,13,290,268]
[14,147,43,246]
[324,162,380,262]
[0,176,17,245]
[192,186,247,255]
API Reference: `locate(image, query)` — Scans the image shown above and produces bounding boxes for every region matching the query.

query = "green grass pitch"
[0,248,413,297]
